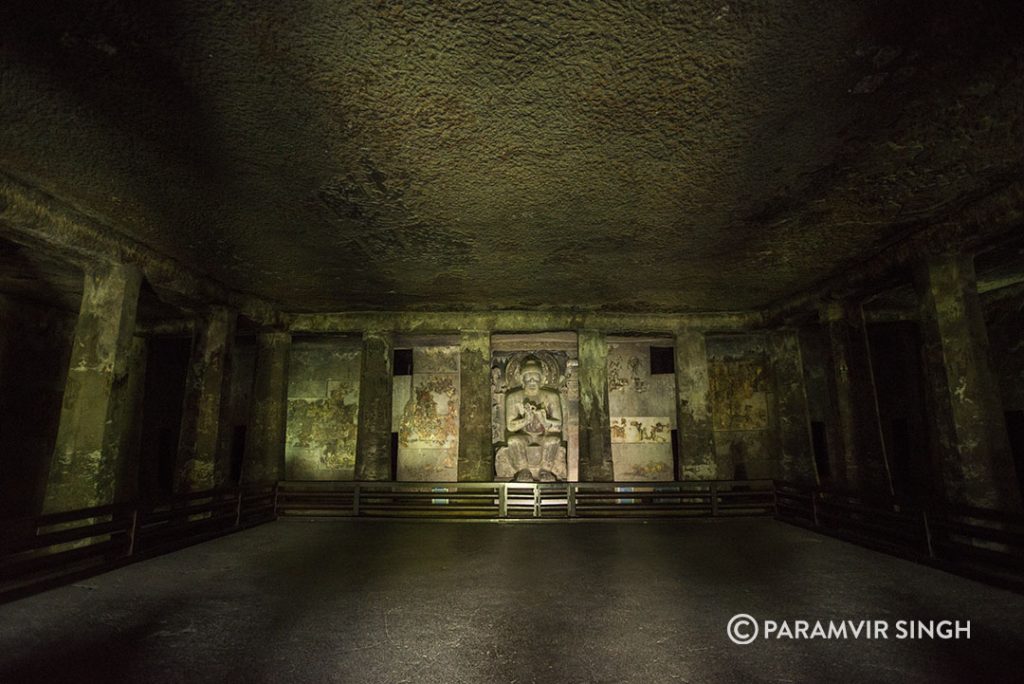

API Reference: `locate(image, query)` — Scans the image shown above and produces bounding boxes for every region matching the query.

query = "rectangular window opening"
[650,346,675,375]
[394,349,413,376]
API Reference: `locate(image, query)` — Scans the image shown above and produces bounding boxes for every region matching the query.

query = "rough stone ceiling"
[1,1,1021,313]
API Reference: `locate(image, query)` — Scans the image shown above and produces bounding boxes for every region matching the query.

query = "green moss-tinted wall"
[707,335,775,481]
[0,294,75,518]
[285,336,361,480]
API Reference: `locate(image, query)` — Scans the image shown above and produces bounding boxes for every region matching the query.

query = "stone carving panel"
[491,350,576,481]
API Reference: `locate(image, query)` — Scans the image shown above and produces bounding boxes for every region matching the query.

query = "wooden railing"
[0,485,275,603]
[275,479,777,519]
[774,481,1024,592]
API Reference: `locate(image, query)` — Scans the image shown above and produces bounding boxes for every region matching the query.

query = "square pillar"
[44,262,142,513]
[578,330,613,481]
[458,330,493,481]
[767,329,817,485]
[917,253,1022,511]
[820,302,892,495]
[674,330,717,480]
[355,331,394,481]
[242,331,291,485]
[176,306,236,492]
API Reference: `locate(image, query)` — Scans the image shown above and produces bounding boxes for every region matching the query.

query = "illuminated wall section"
[608,339,676,481]
[285,336,362,480]
[393,342,461,482]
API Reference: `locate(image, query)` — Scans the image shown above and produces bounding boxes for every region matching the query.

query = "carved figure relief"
[492,351,569,482]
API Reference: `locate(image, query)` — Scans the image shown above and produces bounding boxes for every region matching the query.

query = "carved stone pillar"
[767,329,816,485]
[577,330,613,481]
[673,330,717,480]
[44,262,142,513]
[175,306,236,492]
[242,331,291,484]
[458,330,493,481]
[917,253,1022,511]
[820,301,891,494]
[355,331,394,481]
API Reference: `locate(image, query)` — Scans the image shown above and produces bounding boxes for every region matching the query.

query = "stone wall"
[0,294,75,518]
[285,336,361,480]
[707,335,775,480]
[607,339,676,481]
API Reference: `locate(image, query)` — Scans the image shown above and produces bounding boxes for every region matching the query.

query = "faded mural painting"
[707,335,774,481]
[285,337,362,480]
[395,346,460,481]
[608,341,676,481]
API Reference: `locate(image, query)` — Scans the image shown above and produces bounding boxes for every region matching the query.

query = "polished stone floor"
[1,518,1022,683]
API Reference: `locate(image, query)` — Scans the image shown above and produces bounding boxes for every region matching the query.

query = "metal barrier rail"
[275,479,777,519]
[774,481,1024,592]
[0,485,276,603]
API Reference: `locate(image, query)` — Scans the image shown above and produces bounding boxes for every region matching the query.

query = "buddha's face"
[522,369,542,393]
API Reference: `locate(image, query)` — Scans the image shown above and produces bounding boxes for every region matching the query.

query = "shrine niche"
[491,346,578,482]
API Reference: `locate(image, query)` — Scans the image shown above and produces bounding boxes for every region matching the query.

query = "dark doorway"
[157,427,177,497]
[230,425,247,484]
[811,421,830,481]
[889,418,912,495]
[140,337,191,500]
[390,432,399,481]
